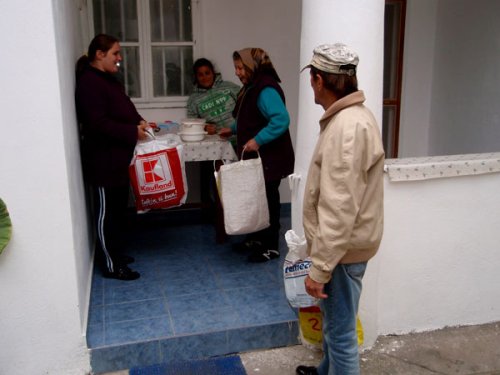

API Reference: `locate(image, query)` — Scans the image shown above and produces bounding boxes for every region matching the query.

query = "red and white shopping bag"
[129,134,188,213]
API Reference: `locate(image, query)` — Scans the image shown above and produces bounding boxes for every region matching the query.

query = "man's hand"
[305,275,328,299]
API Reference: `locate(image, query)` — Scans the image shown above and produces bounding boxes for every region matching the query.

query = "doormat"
[129,355,247,375]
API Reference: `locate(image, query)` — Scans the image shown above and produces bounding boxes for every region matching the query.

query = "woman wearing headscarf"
[220,48,295,262]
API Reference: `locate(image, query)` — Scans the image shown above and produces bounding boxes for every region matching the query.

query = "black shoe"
[103,266,140,281]
[296,365,318,375]
[119,255,135,264]
[248,249,280,263]
[232,240,263,253]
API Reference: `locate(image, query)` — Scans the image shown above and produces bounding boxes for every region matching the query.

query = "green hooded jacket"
[187,74,240,130]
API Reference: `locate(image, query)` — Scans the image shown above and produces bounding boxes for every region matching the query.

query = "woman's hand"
[218,127,233,138]
[205,123,216,135]
[137,122,150,141]
[243,138,259,152]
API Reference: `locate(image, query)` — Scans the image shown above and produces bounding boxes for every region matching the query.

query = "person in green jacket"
[187,58,240,133]
[187,58,240,222]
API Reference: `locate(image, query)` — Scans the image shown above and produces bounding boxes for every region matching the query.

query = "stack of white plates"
[178,131,207,142]
[179,118,207,141]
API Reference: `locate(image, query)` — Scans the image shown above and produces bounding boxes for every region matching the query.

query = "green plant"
[0,198,12,254]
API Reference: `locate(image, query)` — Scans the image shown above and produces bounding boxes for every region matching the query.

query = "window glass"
[91,0,195,102]
[150,0,192,42]
[152,46,193,97]
[383,106,396,157]
[116,47,141,98]
[383,0,405,158]
[92,0,139,42]
[383,2,401,99]
[181,0,193,42]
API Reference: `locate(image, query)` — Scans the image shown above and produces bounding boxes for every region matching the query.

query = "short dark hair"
[310,65,358,99]
[192,58,215,84]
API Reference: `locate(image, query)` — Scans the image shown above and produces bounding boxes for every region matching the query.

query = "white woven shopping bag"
[216,152,270,235]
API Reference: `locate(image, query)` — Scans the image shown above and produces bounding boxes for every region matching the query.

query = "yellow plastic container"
[298,306,364,349]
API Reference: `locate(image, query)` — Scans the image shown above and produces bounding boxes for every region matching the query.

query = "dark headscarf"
[233,48,281,83]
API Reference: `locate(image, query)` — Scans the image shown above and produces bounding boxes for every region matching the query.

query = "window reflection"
[152,46,193,97]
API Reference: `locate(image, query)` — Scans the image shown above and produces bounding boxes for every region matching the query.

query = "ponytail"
[75,55,90,78]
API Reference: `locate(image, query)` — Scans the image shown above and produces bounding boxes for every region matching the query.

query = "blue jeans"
[317,262,367,375]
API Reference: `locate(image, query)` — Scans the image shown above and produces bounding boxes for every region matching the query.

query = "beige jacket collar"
[319,90,366,130]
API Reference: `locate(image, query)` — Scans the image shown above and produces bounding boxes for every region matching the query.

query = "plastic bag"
[129,133,187,213]
[283,230,319,308]
[299,306,323,350]
[215,151,269,235]
[299,306,365,350]
[157,120,180,133]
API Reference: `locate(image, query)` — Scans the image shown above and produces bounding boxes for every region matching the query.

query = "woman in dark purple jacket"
[75,34,149,280]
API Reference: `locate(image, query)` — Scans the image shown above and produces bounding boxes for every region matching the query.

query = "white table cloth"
[180,135,237,162]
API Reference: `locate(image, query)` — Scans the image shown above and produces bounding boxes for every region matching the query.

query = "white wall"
[53,0,94,330]
[399,0,500,157]
[428,0,500,156]
[0,1,90,374]
[360,170,500,343]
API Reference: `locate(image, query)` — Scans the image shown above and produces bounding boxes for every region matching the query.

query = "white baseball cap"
[302,43,359,76]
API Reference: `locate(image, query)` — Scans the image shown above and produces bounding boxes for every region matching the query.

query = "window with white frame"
[90,0,195,106]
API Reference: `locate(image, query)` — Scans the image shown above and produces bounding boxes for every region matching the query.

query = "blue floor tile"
[162,273,220,297]
[105,316,174,345]
[88,305,105,326]
[167,290,230,314]
[159,331,229,361]
[87,323,105,348]
[88,205,299,373]
[216,269,278,290]
[105,298,168,323]
[171,307,242,335]
[91,341,162,374]
[104,282,164,304]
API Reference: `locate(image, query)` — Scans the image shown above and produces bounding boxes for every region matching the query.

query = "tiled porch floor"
[86,206,299,373]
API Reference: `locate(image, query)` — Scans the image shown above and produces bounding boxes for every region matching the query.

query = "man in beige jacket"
[296,44,385,375]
